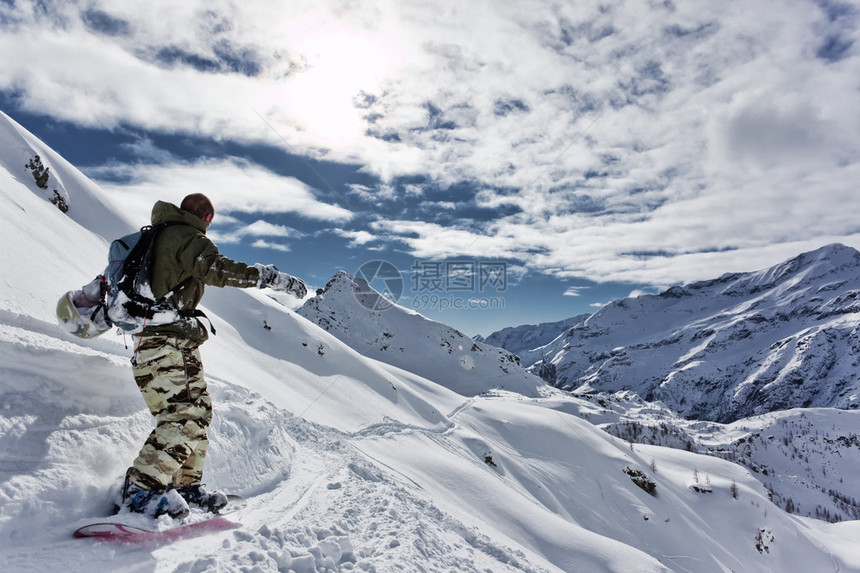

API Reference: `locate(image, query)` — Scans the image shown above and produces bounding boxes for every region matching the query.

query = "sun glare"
[276,19,401,149]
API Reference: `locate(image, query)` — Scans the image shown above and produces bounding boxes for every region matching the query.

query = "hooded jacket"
[143,200,260,342]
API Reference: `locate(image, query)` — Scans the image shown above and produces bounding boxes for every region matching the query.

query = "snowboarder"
[119,194,307,519]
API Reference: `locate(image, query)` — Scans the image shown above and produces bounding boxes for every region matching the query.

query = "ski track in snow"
[2,302,858,572]
[0,368,544,572]
[0,309,550,572]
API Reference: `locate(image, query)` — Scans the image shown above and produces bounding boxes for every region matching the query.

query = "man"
[119,193,306,519]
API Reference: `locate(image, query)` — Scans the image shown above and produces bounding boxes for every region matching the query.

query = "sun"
[273,18,403,150]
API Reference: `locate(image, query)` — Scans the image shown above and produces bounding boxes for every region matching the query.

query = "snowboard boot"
[176,484,229,513]
[119,476,190,519]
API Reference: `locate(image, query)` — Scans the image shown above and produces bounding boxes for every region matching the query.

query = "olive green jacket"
[144,201,261,343]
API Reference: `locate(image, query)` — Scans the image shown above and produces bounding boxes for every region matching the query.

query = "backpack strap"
[144,222,218,336]
[91,275,112,327]
[179,308,217,336]
[161,274,217,336]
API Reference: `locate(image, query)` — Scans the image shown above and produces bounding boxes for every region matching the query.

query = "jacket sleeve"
[192,238,261,289]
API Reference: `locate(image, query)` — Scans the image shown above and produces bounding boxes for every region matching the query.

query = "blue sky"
[2,0,859,336]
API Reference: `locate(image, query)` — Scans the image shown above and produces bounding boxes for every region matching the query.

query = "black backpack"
[103,222,215,336]
[104,222,183,330]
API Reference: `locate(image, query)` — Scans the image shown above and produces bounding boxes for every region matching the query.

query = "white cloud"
[420,201,457,211]
[242,220,297,237]
[211,219,301,245]
[347,183,398,204]
[5,0,860,289]
[250,239,290,252]
[628,288,656,299]
[334,229,377,246]
[372,219,529,260]
[91,157,352,225]
[0,28,259,139]
[120,137,176,163]
[563,287,586,297]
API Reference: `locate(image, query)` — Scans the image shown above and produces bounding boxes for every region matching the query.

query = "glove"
[278,273,307,298]
[254,264,308,299]
[254,263,279,288]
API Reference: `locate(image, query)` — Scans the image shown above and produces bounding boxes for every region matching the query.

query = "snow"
[0,111,858,572]
[296,271,542,398]
[481,316,588,362]
[508,243,860,423]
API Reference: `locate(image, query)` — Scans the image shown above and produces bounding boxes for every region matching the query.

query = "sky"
[2,0,860,336]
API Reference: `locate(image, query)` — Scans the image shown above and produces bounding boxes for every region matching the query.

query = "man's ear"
[203,213,214,223]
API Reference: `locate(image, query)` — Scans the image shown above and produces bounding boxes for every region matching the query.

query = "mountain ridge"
[487,242,860,423]
[297,270,543,397]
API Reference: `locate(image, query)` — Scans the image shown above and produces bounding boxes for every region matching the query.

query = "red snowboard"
[73,495,245,544]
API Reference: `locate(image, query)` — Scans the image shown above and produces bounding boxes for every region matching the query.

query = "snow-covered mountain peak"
[0,110,132,242]
[482,314,590,365]
[319,268,361,295]
[580,244,860,331]
[315,268,413,314]
[706,243,860,298]
[500,243,860,424]
[299,270,543,397]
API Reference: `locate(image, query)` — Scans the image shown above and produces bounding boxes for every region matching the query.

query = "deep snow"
[1,110,859,572]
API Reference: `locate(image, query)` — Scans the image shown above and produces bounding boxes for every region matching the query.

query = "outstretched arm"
[254,264,308,298]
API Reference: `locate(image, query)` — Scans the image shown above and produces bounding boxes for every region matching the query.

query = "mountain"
[566,392,860,523]
[481,314,589,362]
[513,245,860,423]
[0,111,132,243]
[1,109,859,572]
[297,270,543,397]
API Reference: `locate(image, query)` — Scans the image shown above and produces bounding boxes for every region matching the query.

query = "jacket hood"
[151,200,208,233]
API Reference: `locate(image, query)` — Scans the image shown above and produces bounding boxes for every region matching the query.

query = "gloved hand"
[254,263,279,288]
[254,264,308,299]
[277,273,307,298]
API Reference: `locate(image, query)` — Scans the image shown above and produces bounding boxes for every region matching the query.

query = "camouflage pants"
[126,335,212,490]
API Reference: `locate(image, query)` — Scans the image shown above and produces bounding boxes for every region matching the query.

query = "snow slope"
[1,111,858,572]
[511,246,860,423]
[481,315,589,363]
[559,391,860,524]
[297,271,543,397]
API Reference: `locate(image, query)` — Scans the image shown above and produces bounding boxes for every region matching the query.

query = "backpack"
[103,222,182,331]
[57,221,214,338]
